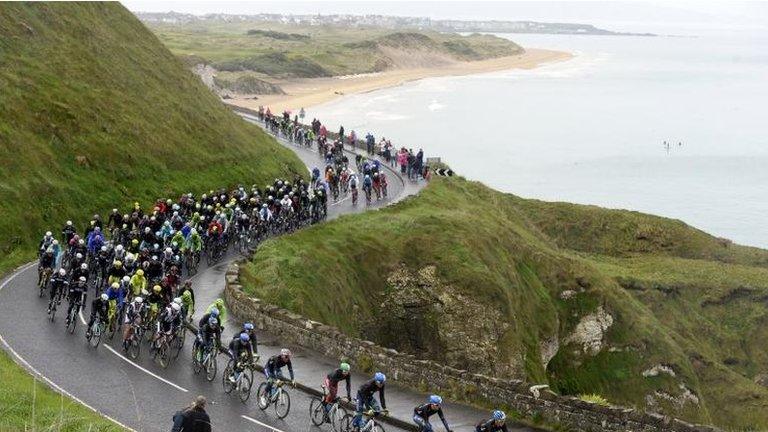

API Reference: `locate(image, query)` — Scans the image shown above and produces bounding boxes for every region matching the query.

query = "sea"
[306,25,768,248]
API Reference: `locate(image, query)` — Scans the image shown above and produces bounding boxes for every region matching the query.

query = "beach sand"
[228,48,572,113]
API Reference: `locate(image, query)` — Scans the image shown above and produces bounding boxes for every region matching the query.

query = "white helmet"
[165,247,172,253]
[134,296,143,304]
[66,221,73,226]
[171,303,181,312]
[173,297,182,305]
[101,246,107,252]
[100,293,109,301]
[115,245,124,251]
[280,348,292,357]
[80,263,88,270]
[122,276,130,282]
[78,276,86,282]
[45,231,52,237]
[76,253,83,259]
[58,268,67,276]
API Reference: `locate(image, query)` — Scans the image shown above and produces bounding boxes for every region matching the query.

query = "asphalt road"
[0,116,414,432]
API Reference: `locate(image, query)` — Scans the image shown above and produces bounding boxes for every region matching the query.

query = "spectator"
[416,149,424,180]
[172,395,211,432]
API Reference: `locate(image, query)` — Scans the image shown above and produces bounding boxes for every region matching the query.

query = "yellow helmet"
[153,285,162,293]
[136,269,144,276]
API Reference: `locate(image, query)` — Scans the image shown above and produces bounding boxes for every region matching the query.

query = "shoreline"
[228,48,572,113]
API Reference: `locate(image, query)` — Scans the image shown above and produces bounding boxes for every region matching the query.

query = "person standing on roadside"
[339,125,345,144]
[172,395,211,432]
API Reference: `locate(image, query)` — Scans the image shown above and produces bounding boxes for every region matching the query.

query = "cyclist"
[242,322,258,357]
[47,269,69,314]
[129,269,147,297]
[152,302,182,349]
[85,293,110,339]
[205,298,227,324]
[65,276,88,326]
[38,248,56,286]
[105,281,127,326]
[353,372,387,429]
[179,290,195,321]
[146,284,165,320]
[122,296,145,350]
[475,410,508,432]
[194,313,221,362]
[71,262,89,283]
[262,348,295,402]
[39,231,54,256]
[413,395,452,432]
[61,221,77,244]
[107,260,126,286]
[227,332,254,383]
[323,362,352,410]
[362,175,373,202]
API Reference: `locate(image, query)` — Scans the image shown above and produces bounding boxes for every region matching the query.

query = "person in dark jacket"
[172,395,211,432]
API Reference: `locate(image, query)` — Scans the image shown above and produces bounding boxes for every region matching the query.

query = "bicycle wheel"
[129,337,141,359]
[205,355,217,382]
[309,398,326,426]
[158,342,170,369]
[274,389,291,419]
[67,309,76,334]
[38,277,45,297]
[331,407,349,432]
[172,328,185,360]
[372,422,386,432]
[192,349,202,375]
[339,414,354,432]
[49,302,57,323]
[256,382,269,410]
[238,374,252,403]
[88,322,103,348]
[222,362,235,394]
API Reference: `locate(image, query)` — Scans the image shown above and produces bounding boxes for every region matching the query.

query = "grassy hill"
[142,20,523,91]
[241,176,768,431]
[0,3,305,275]
[0,4,305,429]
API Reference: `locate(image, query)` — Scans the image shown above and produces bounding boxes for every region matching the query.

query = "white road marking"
[241,415,288,432]
[0,263,137,431]
[78,310,189,393]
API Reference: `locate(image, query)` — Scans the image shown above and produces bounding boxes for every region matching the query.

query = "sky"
[121,1,768,32]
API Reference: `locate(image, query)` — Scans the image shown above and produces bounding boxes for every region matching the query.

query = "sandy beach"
[228,48,572,113]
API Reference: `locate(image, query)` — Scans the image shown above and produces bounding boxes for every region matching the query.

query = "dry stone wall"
[224,263,721,432]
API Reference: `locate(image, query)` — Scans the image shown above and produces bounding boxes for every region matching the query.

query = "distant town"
[135,11,656,37]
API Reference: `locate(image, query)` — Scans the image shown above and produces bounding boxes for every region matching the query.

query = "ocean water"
[307,28,768,248]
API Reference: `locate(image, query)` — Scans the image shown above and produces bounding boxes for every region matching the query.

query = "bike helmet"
[280,348,292,357]
[134,296,143,304]
[244,322,254,331]
[136,269,144,276]
[114,261,122,267]
[429,395,442,405]
[215,298,224,308]
[182,290,192,299]
[101,245,107,252]
[493,410,506,421]
[76,253,83,259]
[78,239,85,245]
[132,239,139,245]
[171,303,181,312]
[208,316,218,326]
[45,231,52,237]
[111,282,119,289]
[374,372,386,383]
[209,307,219,317]
[340,362,351,372]
[80,263,88,270]
[52,240,59,246]
[101,293,109,301]
[79,276,86,282]
[122,276,130,282]
[165,247,172,253]
[153,285,162,293]
[66,220,73,226]
[115,245,124,251]
[59,268,67,276]
[173,297,182,305]
[239,333,250,343]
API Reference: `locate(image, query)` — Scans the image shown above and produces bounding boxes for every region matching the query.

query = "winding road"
[0,115,414,432]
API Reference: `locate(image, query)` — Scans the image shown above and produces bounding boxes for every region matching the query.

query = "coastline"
[228,48,572,113]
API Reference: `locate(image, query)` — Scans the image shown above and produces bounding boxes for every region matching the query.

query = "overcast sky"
[121,1,768,31]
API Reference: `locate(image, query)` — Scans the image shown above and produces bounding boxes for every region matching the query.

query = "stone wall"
[224,263,721,432]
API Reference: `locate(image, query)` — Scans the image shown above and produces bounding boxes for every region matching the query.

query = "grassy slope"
[0,3,306,275]
[145,20,523,78]
[241,177,768,431]
[0,351,122,431]
[0,4,305,430]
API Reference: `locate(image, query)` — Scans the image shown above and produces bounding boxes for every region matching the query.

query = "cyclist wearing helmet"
[323,362,352,408]
[65,277,88,327]
[263,348,295,400]
[205,298,227,324]
[476,410,508,432]
[122,296,145,349]
[195,308,222,357]
[353,372,387,429]
[129,269,147,297]
[242,322,258,357]
[86,293,110,339]
[47,269,69,313]
[413,395,452,432]
[152,302,183,348]
[227,333,254,383]
[179,289,195,320]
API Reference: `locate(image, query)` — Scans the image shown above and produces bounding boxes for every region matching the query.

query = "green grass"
[0,351,123,431]
[241,176,768,431]
[0,3,306,275]
[144,20,523,78]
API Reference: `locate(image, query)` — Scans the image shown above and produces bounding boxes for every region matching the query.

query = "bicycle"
[257,378,292,419]
[351,188,358,205]
[38,267,52,297]
[310,392,349,432]
[65,297,82,335]
[85,315,106,348]
[185,249,200,276]
[192,341,218,382]
[223,357,253,402]
[126,321,144,360]
[340,408,388,432]
[152,329,173,369]
[47,290,62,322]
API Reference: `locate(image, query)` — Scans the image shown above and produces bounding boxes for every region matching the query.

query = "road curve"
[0,117,415,431]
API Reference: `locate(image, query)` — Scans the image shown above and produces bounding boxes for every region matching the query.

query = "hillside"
[0,3,305,275]
[141,20,523,94]
[241,176,768,431]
